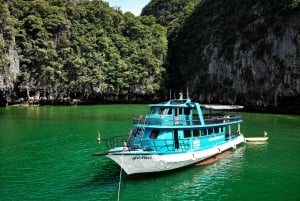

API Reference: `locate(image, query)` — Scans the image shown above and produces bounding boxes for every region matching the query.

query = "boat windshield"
[149,107,169,115]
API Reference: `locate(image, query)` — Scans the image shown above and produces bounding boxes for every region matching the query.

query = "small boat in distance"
[93,95,245,175]
[245,131,269,142]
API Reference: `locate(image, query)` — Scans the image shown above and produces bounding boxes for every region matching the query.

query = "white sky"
[104,0,151,16]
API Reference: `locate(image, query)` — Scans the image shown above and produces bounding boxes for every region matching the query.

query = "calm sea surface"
[0,105,299,201]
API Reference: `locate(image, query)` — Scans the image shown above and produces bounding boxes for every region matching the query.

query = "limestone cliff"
[168,0,300,113]
[0,38,19,106]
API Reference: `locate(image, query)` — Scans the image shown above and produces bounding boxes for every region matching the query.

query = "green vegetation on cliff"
[141,0,202,33]
[0,0,167,103]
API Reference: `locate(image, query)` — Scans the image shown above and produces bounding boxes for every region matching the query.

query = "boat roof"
[149,99,243,110]
[149,99,194,108]
[201,104,244,110]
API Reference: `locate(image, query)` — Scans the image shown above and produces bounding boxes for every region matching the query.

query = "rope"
[117,152,124,201]
[117,167,122,201]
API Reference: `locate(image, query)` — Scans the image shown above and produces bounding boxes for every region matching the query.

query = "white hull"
[107,135,245,175]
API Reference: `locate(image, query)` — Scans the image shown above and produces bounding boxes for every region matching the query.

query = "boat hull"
[107,135,245,175]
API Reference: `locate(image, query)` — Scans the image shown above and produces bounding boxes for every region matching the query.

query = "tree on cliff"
[141,0,202,34]
[0,0,167,104]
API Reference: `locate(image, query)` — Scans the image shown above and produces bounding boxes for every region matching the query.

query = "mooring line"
[117,152,124,201]
[117,167,122,201]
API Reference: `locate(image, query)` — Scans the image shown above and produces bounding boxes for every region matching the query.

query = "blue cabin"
[128,98,243,153]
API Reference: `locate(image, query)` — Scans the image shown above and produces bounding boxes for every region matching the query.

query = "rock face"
[168,1,300,113]
[205,15,300,108]
[0,41,19,106]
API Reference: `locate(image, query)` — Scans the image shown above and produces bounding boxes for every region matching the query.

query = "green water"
[0,105,299,201]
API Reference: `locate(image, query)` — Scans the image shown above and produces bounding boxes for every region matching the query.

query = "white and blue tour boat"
[94,95,245,175]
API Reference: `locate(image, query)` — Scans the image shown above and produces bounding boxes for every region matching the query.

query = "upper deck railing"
[132,114,242,126]
[203,115,242,124]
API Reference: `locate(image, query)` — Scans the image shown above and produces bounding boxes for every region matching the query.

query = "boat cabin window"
[160,108,168,115]
[174,108,191,116]
[201,129,206,136]
[207,127,220,135]
[193,130,200,137]
[149,107,159,114]
[192,108,199,116]
[175,108,182,116]
[133,127,142,136]
[149,107,168,115]
[184,108,190,115]
[150,130,160,139]
[184,130,191,138]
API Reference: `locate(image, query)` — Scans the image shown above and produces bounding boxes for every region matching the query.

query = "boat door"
[174,130,179,149]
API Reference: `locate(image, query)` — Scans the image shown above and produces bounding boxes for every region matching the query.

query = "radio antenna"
[186,87,189,99]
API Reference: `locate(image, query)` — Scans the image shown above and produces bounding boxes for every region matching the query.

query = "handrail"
[101,135,129,149]
[133,114,241,126]
[204,115,242,124]
[133,115,200,126]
